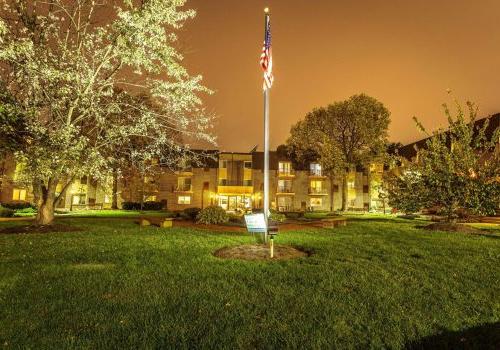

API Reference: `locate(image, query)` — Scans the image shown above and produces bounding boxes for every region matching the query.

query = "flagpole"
[263,8,270,243]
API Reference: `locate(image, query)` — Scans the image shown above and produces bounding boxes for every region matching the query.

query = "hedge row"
[122,201,165,211]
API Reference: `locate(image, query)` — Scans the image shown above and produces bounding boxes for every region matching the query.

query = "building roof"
[398,113,499,160]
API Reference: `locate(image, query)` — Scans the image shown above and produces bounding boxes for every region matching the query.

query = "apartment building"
[118,151,384,212]
[0,153,112,210]
[1,149,383,212]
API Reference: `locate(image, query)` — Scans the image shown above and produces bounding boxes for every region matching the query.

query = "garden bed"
[214,244,310,261]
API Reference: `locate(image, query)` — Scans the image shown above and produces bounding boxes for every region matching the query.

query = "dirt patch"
[0,224,81,235]
[174,220,317,233]
[419,223,483,234]
[214,244,310,261]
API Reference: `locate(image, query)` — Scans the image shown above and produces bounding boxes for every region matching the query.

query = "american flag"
[260,14,273,90]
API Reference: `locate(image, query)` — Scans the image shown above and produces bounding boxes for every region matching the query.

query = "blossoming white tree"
[0,0,215,225]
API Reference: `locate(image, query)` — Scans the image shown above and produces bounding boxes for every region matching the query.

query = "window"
[12,188,27,201]
[244,161,252,169]
[13,163,25,181]
[310,198,322,207]
[363,185,369,194]
[310,163,322,176]
[177,177,192,191]
[333,184,339,192]
[104,195,111,204]
[144,176,155,184]
[220,160,227,168]
[144,195,157,202]
[279,162,292,174]
[348,181,355,189]
[178,195,191,205]
[278,179,292,192]
[72,194,86,205]
[243,179,252,186]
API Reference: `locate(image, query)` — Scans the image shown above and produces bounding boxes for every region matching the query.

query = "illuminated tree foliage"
[288,94,390,211]
[0,0,215,224]
[390,101,500,222]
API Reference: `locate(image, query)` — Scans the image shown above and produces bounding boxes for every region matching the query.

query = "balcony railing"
[277,187,294,194]
[174,184,193,192]
[218,180,253,186]
[309,170,325,177]
[308,188,328,195]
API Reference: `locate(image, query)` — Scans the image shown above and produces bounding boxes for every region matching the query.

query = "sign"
[244,213,267,233]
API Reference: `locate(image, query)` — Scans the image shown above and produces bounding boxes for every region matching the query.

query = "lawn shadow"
[406,322,500,350]
[347,217,413,223]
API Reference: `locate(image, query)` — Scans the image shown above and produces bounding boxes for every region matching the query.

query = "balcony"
[309,170,327,178]
[308,188,328,195]
[218,180,252,186]
[278,170,295,178]
[174,184,193,193]
[276,187,295,195]
[175,168,194,176]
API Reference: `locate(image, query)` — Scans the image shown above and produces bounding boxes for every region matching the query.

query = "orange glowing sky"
[180,0,500,151]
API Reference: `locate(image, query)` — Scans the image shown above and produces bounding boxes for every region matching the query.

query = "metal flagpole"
[263,8,270,243]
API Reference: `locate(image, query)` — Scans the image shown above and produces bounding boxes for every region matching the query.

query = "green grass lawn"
[0,216,499,349]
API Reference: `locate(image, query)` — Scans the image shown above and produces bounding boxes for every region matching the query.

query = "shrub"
[14,207,37,217]
[0,206,15,218]
[122,201,164,210]
[183,207,201,221]
[269,212,286,223]
[227,214,244,224]
[1,202,35,210]
[284,212,303,219]
[143,201,164,211]
[196,206,228,225]
[122,202,140,210]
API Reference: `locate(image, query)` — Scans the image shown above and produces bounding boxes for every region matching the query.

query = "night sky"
[179,0,500,151]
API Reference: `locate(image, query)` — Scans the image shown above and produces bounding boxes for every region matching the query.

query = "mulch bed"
[214,244,310,261]
[0,224,81,235]
[419,222,484,234]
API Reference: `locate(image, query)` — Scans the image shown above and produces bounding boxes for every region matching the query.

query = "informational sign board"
[244,213,267,233]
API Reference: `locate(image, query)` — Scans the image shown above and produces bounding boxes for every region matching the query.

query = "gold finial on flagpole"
[264,7,269,13]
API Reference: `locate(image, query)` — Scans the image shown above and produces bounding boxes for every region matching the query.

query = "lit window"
[310,198,322,207]
[12,188,27,201]
[104,195,111,204]
[144,195,157,202]
[13,163,25,181]
[310,163,322,176]
[177,177,192,191]
[178,195,191,205]
[279,162,292,174]
[72,194,86,205]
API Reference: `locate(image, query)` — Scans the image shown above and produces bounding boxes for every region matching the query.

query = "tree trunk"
[36,201,55,225]
[112,168,118,210]
[367,166,372,212]
[140,174,145,211]
[329,175,335,212]
[33,179,57,226]
[341,170,348,212]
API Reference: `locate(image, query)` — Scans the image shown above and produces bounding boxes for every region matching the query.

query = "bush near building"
[183,207,201,221]
[196,206,229,225]
[0,206,15,217]
[122,201,165,211]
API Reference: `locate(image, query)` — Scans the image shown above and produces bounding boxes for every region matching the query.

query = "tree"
[412,101,499,222]
[0,1,215,224]
[386,171,427,215]
[287,94,390,211]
